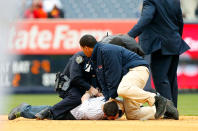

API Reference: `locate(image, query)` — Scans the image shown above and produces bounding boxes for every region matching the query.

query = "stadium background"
[3,0,198,94]
[0,0,198,131]
[1,0,198,118]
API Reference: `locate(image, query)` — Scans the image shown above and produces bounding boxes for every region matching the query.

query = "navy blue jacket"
[91,43,149,100]
[128,0,190,55]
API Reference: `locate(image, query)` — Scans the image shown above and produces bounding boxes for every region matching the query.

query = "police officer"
[44,51,99,120]
[79,34,179,120]
[8,51,99,120]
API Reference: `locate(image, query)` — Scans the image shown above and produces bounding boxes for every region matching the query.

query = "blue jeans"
[20,104,51,119]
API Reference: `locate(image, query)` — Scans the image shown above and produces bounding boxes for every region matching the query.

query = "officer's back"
[62,52,93,91]
[63,52,86,79]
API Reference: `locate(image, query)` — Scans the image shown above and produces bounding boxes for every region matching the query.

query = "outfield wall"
[2,20,198,93]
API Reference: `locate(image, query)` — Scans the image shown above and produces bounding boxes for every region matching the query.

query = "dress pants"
[151,50,179,107]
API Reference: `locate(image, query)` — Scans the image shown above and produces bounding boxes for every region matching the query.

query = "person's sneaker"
[8,103,28,120]
[164,100,179,120]
[35,107,51,120]
[154,94,168,119]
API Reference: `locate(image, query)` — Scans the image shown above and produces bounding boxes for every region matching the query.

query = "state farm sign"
[182,24,198,59]
[8,20,135,54]
[8,20,198,58]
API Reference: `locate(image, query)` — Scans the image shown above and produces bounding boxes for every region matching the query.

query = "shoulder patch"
[75,55,84,64]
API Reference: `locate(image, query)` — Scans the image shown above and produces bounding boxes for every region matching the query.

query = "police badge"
[75,55,84,64]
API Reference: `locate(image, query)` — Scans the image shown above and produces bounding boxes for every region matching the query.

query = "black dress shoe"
[164,100,179,120]
[154,94,168,119]
[8,103,28,120]
[35,107,51,120]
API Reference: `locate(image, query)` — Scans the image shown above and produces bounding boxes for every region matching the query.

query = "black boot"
[154,94,168,119]
[8,103,29,120]
[164,100,179,120]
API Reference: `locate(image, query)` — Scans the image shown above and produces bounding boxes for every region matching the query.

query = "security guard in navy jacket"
[128,0,190,108]
[90,43,148,100]
[79,34,179,120]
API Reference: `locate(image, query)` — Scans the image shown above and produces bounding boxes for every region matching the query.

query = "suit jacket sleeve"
[128,0,156,38]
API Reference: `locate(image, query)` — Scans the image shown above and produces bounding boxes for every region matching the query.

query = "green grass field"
[1,93,198,115]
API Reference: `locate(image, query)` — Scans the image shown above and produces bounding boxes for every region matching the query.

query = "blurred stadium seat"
[61,0,142,19]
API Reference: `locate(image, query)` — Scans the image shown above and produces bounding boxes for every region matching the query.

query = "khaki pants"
[117,66,156,120]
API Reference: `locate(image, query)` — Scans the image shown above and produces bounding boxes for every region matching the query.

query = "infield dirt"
[1,115,198,131]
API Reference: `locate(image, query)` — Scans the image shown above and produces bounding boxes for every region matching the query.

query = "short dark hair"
[103,101,119,117]
[79,34,97,48]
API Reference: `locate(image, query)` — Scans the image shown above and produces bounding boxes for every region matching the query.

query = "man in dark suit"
[128,0,190,109]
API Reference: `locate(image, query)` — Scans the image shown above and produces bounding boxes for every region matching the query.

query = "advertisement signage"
[5,20,198,91]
